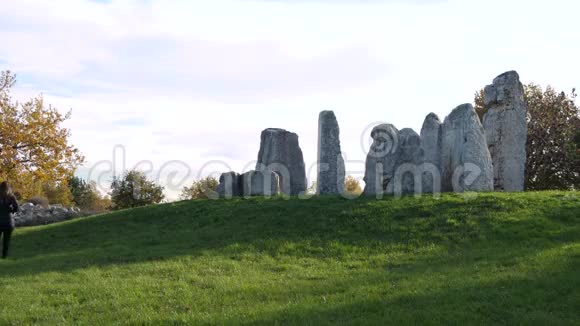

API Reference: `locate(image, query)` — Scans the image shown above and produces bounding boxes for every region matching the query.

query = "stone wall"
[14,203,83,227]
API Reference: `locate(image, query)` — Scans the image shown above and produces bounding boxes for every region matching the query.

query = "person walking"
[0,182,19,259]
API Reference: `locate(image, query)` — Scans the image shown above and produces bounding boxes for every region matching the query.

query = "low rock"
[240,170,280,197]
[216,172,242,198]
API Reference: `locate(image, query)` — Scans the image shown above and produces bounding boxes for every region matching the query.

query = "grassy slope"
[0,192,578,325]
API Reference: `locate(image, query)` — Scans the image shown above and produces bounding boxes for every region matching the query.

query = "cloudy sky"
[1,0,579,199]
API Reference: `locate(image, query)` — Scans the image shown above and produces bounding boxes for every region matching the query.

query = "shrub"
[69,176,112,213]
[180,177,219,200]
[344,176,363,196]
[26,196,49,208]
[42,182,73,206]
[110,170,165,209]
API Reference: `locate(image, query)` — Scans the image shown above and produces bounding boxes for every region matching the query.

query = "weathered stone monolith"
[363,123,401,195]
[440,104,494,192]
[216,172,241,198]
[393,128,423,195]
[256,128,307,195]
[420,113,443,193]
[317,111,345,195]
[483,71,527,191]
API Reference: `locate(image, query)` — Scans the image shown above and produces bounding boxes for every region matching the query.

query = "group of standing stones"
[216,113,344,198]
[364,71,526,195]
[216,128,308,198]
[216,70,527,198]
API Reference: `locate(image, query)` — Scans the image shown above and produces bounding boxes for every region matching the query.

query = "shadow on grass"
[221,268,579,325]
[2,194,578,278]
[140,245,579,325]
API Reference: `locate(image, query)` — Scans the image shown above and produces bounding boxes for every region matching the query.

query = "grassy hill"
[0,192,578,325]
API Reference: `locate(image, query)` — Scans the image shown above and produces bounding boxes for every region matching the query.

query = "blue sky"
[1,0,579,199]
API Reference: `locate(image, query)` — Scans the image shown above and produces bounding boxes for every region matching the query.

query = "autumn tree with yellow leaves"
[0,71,84,202]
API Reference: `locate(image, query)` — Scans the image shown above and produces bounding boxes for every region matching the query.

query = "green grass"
[0,191,579,325]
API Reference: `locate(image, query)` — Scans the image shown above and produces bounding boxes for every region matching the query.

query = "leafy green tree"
[523,85,579,190]
[69,176,92,205]
[69,176,111,212]
[475,84,580,190]
[180,176,219,200]
[110,170,164,209]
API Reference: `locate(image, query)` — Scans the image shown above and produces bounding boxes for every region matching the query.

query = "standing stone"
[483,71,527,191]
[240,170,280,197]
[256,128,307,195]
[420,113,443,193]
[216,172,241,198]
[440,104,494,192]
[394,128,423,194]
[363,123,401,195]
[317,111,345,195]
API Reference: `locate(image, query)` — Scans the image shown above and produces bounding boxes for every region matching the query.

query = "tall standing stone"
[256,128,307,195]
[394,128,423,194]
[363,123,401,195]
[483,71,527,191]
[420,113,443,193]
[363,125,424,196]
[440,104,494,192]
[317,111,345,195]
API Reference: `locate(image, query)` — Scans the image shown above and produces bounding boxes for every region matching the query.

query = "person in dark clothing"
[0,181,19,259]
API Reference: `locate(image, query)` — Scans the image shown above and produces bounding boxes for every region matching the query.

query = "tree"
[110,170,165,209]
[523,85,579,190]
[475,84,580,190]
[69,176,111,212]
[0,70,84,199]
[43,181,73,206]
[180,176,219,200]
[344,175,363,196]
[69,176,92,206]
